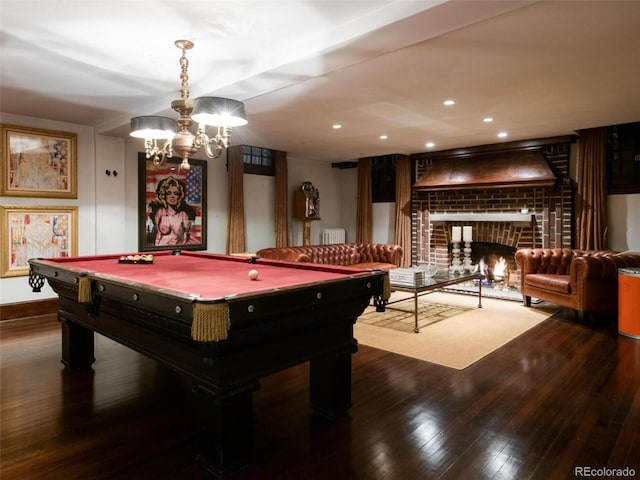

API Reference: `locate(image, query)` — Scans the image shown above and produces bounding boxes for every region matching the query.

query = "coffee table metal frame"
[388,270,484,333]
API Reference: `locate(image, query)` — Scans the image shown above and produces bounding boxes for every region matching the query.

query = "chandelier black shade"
[130,116,176,140]
[192,97,248,127]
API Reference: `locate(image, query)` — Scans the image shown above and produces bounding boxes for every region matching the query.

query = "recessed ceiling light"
[483,117,494,123]
[443,99,455,106]
[425,142,435,148]
[498,131,508,138]
[379,135,388,140]
[332,124,342,129]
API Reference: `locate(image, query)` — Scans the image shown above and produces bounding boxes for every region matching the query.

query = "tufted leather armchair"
[515,248,640,319]
[256,243,403,270]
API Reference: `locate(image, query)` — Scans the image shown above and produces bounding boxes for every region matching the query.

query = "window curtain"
[393,155,412,267]
[274,151,289,247]
[576,127,608,250]
[226,146,246,254]
[356,158,373,243]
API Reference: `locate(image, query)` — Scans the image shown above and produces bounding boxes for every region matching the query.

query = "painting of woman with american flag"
[138,153,207,251]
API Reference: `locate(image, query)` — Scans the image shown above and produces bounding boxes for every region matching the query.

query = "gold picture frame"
[1,124,77,198]
[0,205,78,277]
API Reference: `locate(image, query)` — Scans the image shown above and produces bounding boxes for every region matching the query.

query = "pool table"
[28,251,388,477]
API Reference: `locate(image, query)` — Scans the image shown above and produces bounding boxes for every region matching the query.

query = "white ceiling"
[1,0,639,163]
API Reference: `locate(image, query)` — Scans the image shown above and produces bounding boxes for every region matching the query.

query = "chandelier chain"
[178,46,190,101]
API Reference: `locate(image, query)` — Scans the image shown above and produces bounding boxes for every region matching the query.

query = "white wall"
[287,155,343,246]
[121,147,347,254]
[336,167,397,245]
[95,135,126,253]
[122,140,233,255]
[5,125,355,304]
[1,113,98,304]
[245,174,275,253]
[372,203,396,244]
[339,168,358,242]
[3,113,639,305]
[608,193,640,251]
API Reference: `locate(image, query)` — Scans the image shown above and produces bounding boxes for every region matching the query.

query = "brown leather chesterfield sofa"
[515,248,640,319]
[256,243,403,270]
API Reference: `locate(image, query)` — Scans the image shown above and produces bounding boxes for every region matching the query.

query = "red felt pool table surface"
[44,250,373,300]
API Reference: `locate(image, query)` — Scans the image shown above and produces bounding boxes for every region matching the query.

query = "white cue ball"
[248,269,259,280]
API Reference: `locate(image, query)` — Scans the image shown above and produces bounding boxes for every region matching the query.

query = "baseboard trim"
[1,298,59,321]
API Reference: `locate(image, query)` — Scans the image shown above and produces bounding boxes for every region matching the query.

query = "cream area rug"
[358,300,472,333]
[355,291,560,370]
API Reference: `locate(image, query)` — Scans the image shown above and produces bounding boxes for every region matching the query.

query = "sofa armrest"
[571,254,616,283]
[284,252,312,263]
[515,249,540,274]
[572,252,640,284]
[358,243,403,267]
[384,244,403,267]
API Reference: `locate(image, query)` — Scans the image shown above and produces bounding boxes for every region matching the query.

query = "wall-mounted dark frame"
[138,152,207,252]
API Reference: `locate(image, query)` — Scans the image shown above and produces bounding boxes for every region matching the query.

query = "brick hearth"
[410,139,574,269]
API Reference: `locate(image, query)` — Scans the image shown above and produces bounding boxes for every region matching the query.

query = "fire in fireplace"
[447,241,520,298]
[467,241,517,283]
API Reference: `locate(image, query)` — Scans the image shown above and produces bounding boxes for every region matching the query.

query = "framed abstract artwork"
[0,205,78,277]
[138,153,207,252]
[0,124,77,198]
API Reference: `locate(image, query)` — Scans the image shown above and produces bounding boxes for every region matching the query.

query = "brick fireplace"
[410,137,575,282]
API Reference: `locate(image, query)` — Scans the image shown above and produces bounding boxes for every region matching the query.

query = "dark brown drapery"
[274,151,289,248]
[356,158,372,243]
[393,155,412,267]
[226,146,246,254]
[576,127,608,250]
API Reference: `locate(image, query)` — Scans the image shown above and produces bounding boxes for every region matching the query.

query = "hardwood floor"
[2,310,639,479]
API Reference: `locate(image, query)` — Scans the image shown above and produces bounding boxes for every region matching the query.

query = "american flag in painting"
[186,167,201,204]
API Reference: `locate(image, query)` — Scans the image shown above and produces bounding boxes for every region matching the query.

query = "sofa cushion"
[524,273,571,294]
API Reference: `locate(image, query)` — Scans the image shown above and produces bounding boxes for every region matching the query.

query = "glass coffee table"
[387,270,483,333]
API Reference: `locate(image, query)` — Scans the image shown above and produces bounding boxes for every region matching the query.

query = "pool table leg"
[309,348,355,419]
[60,317,95,369]
[195,382,260,477]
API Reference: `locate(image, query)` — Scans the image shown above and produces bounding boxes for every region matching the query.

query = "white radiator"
[321,228,346,244]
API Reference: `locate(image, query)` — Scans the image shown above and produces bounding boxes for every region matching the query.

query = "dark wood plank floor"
[2,310,639,480]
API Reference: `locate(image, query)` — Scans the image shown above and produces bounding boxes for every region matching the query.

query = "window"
[607,122,640,194]
[371,155,397,203]
[241,145,275,176]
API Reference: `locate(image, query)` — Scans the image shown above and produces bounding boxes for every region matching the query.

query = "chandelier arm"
[193,129,209,149]
[203,139,224,159]
[144,138,162,164]
[144,138,173,168]
[164,139,173,159]
[220,126,232,148]
[144,138,155,158]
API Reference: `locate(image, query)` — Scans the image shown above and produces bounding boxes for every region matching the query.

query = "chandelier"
[130,40,248,171]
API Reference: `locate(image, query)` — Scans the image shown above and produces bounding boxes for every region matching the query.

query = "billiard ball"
[248,269,259,280]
